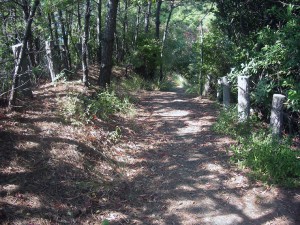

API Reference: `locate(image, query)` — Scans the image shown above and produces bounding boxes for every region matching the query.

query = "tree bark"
[159,1,174,81]
[98,0,119,88]
[121,0,128,61]
[144,0,152,33]
[58,10,71,70]
[134,5,141,46]
[8,0,40,110]
[155,0,162,40]
[97,0,102,63]
[21,0,36,67]
[82,0,91,86]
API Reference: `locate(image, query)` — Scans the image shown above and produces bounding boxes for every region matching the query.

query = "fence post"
[270,94,285,138]
[222,76,230,109]
[203,74,211,96]
[45,41,60,82]
[12,43,33,98]
[238,76,250,122]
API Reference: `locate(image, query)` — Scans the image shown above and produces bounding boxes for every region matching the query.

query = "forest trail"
[128,88,300,225]
[0,82,299,225]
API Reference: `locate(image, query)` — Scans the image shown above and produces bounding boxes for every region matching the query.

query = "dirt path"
[119,88,300,225]
[1,83,299,225]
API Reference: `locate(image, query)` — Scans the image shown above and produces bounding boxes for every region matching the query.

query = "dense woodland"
[0,0,300,224]
[0,0,299,132]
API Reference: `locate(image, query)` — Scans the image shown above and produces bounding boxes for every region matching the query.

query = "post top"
[273,94,285,98]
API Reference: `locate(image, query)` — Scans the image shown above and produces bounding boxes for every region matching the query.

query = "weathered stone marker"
[12,43,33,98]
[238,76,250,122]
[270,94,285,137]
[222,76,230,108]
[45,41,60,82]
[203,74,211,96]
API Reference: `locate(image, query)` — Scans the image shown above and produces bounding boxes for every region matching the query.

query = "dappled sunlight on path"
[122,88,300,225]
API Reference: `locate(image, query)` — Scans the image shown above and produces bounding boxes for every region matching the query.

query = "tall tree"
[144,0,152,33]
[155,0,162,40]
[159,0,175,81]
[82,0,91,86]
[98,0,119,87]
[8,0,40,110]
[58,10,71,70]
[97,0,102,63]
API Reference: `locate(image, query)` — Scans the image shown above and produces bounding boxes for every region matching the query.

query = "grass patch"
[213,106,300,187]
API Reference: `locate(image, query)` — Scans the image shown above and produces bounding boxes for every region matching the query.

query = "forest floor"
[0,71,300,224]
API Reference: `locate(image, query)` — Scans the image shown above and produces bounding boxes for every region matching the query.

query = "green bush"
[213,107,300,186]
[59,88,134,124]
[231,133,300,186]
[87,89,133,120]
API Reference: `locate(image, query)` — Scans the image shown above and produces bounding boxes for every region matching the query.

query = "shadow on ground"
[0,85,299,225]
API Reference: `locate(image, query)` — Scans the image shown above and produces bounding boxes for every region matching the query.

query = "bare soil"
[0,76,300,225]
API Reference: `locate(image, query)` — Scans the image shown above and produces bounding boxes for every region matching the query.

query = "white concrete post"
[45,41,60,82]
[238,76,250,122]
[12,43,33,97]
[222,76,230,109]
[270,94,285,137]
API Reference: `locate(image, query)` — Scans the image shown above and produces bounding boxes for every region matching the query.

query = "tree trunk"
[155,0,162,40]
[97,0,102,63]
[159,1,174,81]
[58,10,71,70]
[82,0,91,86]
[144,0,152,33]
[121,0,128,61]
[134,5,141,46]
[8,0,40,110]
[21,0,36,67]
[98,0,119,88]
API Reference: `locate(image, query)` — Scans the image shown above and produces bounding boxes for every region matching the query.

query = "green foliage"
[213,107,300,186]
[231,133,300,186]
[59,93,86,125]
[59,88,134,124]
[86,89,134,120]
[131,38,161,80]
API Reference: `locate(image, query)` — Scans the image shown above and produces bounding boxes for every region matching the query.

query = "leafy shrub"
[59,93,86,125]
[231,133,300,186]
[213,107,300,186]
[212,106,258,138]
[59,89,134,124]
[87,89,133,120]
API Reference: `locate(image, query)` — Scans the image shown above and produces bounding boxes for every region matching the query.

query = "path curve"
[121,88,300,225]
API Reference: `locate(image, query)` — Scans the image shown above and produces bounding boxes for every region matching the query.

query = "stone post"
[238,76,250,122]
[12,43,33,98]
[217,78,222,102]
[270,94,285,137]
[45,41,60,82]
[222,76,230,109]
[203,74,211,96]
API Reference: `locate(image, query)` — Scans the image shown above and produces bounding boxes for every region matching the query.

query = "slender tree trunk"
[144,0,152,33]
[47,13,54,40]
[159,1,174,81]
[58,10,71,70]
[97,0,102,63]
[51,13,60,45]
[121,0,128,61]
[98,0,119,87]
[134,5,141,46]
[155,0,162,40]
[22,0,36,67]
[8,0,40,110]
[82,0,91,86]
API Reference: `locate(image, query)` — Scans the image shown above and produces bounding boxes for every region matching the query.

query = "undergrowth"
[59,88,134,124]
[212,106,300,187]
